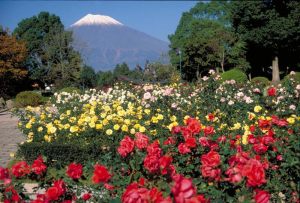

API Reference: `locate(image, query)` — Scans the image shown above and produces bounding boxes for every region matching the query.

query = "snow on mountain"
[69,14,169,71]
[71,14,123,27]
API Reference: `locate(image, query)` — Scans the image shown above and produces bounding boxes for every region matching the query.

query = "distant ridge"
[70,14,169,71]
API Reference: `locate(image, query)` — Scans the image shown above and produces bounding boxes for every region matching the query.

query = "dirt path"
[0,111,25,167]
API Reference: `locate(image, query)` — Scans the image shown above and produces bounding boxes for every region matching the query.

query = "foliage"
[58,87,81,94]
[251,77,270,87]
[113,63,130,78]
[169,1,249,81]
[97,71,115,87]
[0,29,28,98]
[13,12,83,88]
[15,91,43,108]
[5,75,300,201]
[231,0,300,76]
[220,68,248,83]
[79,65,97,89]
[283,72,300,84]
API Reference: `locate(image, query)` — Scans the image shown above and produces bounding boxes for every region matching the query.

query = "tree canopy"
[13,12,83,88]
[0,29,28,98]
[231,0,300,79]
[169,1,249,81]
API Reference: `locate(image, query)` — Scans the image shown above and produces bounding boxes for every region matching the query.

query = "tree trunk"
[221,49,225,73]
[272,56,280,83]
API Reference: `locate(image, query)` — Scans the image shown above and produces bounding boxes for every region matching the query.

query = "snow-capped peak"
[71,14,123,27]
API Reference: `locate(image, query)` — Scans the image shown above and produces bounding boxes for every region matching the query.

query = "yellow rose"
[49,126,57,134]
[44,135,52,142]
[89,122,96,128]
[25,122,32,129]
[106,129,113,135]
[254,106,262,113]
[96,123,103,130]
[38,126,43,132]
[139,126,146,133]
[113,124,120,130]
[287,117,295,124]
[121,125,128,132]
[70,126,79,133]
[130,128,136,134]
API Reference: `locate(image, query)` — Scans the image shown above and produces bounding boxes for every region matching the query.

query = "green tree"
[80,65,97,89]
[169,1,248,81]
[231,0,300,82]
[113,62,130,78]
[14,12,83,87]
[97,71,115,87]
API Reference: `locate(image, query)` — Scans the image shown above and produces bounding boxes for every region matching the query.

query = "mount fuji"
[69,14,170,71]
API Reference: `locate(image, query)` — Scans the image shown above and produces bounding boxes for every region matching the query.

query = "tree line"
[169,0,300,81]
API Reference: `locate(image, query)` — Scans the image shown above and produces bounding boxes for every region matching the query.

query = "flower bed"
[1,71,300,202]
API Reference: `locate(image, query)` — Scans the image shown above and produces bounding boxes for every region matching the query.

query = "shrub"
[15,91,43,108]
[283,72,300,83]
[17,141,106,167]
[220,68,248,83]
[251,76,270,86]
[58,87,81,94]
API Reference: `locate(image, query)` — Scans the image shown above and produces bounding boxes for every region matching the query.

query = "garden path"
[0,111,25,167]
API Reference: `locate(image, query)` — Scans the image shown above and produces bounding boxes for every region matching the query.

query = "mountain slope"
[69,14,169,71]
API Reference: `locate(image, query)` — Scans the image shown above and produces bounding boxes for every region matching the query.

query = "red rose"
[201,166,221,181]
[11,161,30,178]
[185,137,197,148]
[53,179,66,196]
[104,183,114,190]
[92,164,111,184]
[46,187,60,201]
[171,126,181,134]
[163,136,176,145]
[144,154,160,174]
[201,151,221,167]
[253,143,268,154]
[31,156,47,175]
[261,136,275,145]
[204,126,214,136]
[186,118,201,134]
[82,193,91,201]
[242,159,266,187]
[4,186,20,202]
[0,167,9,180]
[178,143,191,154]
[254,189,270,203]
[267,87,276,96]
[171,174,196,203]
[225,167,243,184]
[121,183,148,203]
[181,127,192,139]
[159,155,173,175]
[134,132,149,150]
[186,194,209,203]
[148,187,165,203]
[66,163,83,179]
[147,140,162,157]
[118,136,135,158]
[217,135,226,143]
[199,137,210,147]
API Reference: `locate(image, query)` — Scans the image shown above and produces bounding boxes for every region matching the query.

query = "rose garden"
[0,71,299,202]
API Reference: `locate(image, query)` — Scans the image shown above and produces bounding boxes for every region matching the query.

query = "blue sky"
[0,1,198,42]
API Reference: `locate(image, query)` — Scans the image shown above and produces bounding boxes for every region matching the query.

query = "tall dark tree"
[169,1,248,81]
[231,0,300,82]
[14,12,83,87]
[80,65,97,89]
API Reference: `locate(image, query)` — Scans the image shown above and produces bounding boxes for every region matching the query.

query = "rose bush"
[2,71,299,202]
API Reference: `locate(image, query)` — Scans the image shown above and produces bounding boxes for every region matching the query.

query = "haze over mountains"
[69,14,170,71]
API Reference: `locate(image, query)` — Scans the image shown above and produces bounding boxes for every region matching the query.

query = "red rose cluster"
[11,155,47,178]
[201,150,221,181]
[121,175,209,203]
